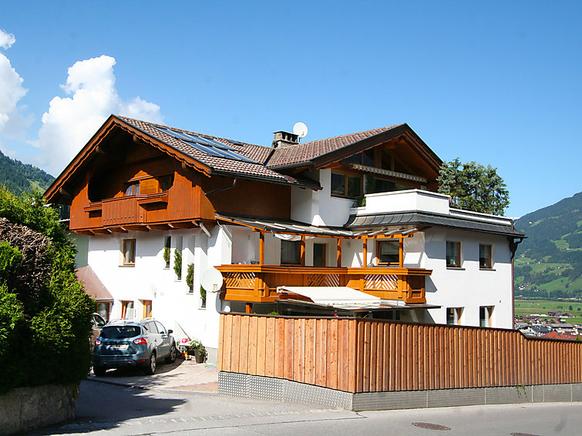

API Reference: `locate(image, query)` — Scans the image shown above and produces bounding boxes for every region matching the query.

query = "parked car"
[92,318,177,376]
[90,313,106,348]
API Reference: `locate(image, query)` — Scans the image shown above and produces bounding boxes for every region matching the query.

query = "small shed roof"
[75,265,113,302]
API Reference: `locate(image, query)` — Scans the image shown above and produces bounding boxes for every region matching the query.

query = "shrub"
[174,249,182,280]
[200,286,206,308]
[0,187,93,393]
[186,263,194,292]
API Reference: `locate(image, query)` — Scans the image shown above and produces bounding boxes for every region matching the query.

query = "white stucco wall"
[402,229,513,329]
[291,169,354,227]
[86,225,237,350]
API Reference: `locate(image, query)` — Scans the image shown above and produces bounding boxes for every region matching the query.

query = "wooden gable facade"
[45,116,291,233]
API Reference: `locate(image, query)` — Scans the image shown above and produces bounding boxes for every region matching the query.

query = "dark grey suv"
[92,318,177,376]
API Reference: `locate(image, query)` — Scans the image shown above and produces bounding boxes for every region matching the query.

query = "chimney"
[272,130,299,148]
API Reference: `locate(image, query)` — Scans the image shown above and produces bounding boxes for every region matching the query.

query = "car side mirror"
[167,329,173,334]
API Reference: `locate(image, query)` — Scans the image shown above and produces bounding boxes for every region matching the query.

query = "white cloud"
[0,29,16,50]
[0,28,28,154]
[37,55,162,175]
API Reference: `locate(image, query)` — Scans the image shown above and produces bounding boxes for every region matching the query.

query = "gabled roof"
[267,125,400,168]
[266,123,442,171]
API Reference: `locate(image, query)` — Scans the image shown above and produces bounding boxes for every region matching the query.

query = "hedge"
[0,187,93,393]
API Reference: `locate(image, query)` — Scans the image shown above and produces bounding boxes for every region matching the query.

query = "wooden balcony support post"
[245,303,253,314]
[336,238,342,267]
[399,236,404,268]
[362,236,368,267]
[258,231,265,265]
[300,235,306,266]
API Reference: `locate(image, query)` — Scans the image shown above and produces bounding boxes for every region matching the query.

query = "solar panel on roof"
[157,127,255,163]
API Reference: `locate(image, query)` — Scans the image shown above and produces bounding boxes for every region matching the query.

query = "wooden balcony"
[72,184,211,232]
[216,264,431,305]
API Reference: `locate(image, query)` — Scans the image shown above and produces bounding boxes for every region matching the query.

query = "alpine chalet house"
[45,115,523,360]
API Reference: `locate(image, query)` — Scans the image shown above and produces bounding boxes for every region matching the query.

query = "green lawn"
[515,298,582,324]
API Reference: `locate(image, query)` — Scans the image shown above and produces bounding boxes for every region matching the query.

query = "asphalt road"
[40,380,582,435]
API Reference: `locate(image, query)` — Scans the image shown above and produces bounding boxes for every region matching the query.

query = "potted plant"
[188,339,207,363]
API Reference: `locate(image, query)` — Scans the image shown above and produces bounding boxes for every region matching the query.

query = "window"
[479,244,493,269]
[142,300,152,319]
[446,307,463,325]
[330,172,362,198]
[313,243,327,267]
[121,239,136,266]
[377,240,400,265]
[156,321,167,335]
[121,301,135,320]
[446,241,462,268]
[124,181,140,196]
[480,306,494,327]
[145,321,158,333]
[281,240,301,265]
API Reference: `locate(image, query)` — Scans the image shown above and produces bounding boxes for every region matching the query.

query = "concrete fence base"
[219,371,582,411]
[0,384,77,434]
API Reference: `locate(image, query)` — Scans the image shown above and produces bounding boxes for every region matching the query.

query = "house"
[45,115,524,359]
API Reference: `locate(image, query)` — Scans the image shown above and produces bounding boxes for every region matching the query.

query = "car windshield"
[100,326,141,339]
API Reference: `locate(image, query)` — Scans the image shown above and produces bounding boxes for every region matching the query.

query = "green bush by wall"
[0,187,93,393]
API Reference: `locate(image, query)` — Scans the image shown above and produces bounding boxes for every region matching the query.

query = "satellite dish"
[293,122,308,138]
[201,267,224,293]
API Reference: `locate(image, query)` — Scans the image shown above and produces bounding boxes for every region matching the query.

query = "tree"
[437,158,510,216]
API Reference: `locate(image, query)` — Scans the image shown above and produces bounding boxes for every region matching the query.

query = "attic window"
[124,182,140,196]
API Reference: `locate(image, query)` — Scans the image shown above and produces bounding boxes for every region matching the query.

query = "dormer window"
[124,182,140,196]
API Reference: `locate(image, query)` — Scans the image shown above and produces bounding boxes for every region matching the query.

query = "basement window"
[446,307,463,325]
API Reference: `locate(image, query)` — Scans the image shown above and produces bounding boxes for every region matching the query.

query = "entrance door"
[313,243,327,267]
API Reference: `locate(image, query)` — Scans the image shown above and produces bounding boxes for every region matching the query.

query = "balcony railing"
[216,265,431,305]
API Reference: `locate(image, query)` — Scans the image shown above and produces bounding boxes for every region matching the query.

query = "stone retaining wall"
[0,384,77,434]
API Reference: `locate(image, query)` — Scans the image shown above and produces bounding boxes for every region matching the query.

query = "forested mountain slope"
[515,192,582,298]
[0,150,54,195]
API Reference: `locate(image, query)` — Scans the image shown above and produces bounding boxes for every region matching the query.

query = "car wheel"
[93,366,106,377]
[166,344,177,363]
[144,352,156,375]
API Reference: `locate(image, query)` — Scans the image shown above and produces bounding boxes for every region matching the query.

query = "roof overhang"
[75,266,113,302]
[216,213,421,238]
[347,210,525,238]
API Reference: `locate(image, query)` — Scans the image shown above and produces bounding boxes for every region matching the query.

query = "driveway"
[88,357,218,392]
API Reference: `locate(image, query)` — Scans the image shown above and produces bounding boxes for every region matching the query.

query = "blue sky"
[0,0,581,217]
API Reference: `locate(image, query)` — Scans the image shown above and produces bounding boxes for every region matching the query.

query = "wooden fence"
[218,314,582,393]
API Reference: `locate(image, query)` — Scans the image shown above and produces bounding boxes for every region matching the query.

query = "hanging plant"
[186,263,194,292]
[200,286,207,308]
[174,249,182,280]
[163,246,171,269]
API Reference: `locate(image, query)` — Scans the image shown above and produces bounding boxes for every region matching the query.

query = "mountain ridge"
[0,149,54,195]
